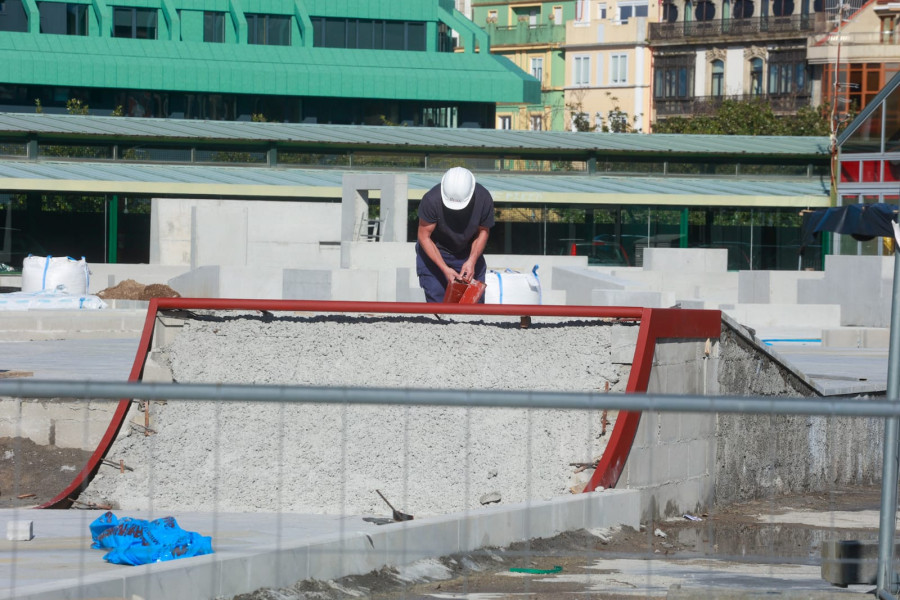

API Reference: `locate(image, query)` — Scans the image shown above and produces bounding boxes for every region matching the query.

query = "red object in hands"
[443,278,486,304]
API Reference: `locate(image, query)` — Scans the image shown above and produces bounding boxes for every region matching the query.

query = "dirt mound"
[97,279,181,301]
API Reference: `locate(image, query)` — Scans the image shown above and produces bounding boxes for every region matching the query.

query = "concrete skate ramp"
[42,300,721,513]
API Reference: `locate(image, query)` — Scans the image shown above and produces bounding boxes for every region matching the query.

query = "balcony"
[655,93,812,116]
[648,15,814,43]
[485,22,566,47]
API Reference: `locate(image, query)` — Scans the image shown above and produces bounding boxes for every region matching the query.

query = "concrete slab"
[0,338,139,381]
[0,489,640,600]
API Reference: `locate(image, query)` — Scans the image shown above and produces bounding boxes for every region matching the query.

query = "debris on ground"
[96,279,180,301]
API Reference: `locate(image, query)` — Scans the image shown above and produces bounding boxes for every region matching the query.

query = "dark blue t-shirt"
[418,182,495,258]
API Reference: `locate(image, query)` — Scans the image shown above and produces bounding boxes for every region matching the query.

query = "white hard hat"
[440,167,476,210]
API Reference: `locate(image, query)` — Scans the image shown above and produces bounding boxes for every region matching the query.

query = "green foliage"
[111,105,126,117]
[251,113,267,122]
[652,99,846,136]
[34,99,43,114]
[66,99,89,115]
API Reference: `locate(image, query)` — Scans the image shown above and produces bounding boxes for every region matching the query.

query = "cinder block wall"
[620,338,716,520]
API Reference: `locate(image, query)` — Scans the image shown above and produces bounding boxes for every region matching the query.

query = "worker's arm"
[418,220,459,282]
[460,226,490,281]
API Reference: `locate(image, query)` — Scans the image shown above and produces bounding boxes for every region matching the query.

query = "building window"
[498,115,511,129]
[617,1,648,23]
[113,7,158,39]
[750,57,764,96]
[576,0,591,23]
[39,2,89,35]
[711,59,724,96]
[203,11,225,43]
[487,9,497,22]
[529,8,538,26]
[247,13,291,46]
[554,5,563,22]
[530,114,543,130]
[611,53,627,84]
[0,0,28,32]
[311,18,426,51]
[881,16,895,44]
[733,0,754,17]
[662,1,678,21]
[654,54,694,99]
[767,50,807,95]
[772,0,794,16]
[574,55,591,86]
[597,2,607,19]
[531,57,544,83]
[695,0,715,20]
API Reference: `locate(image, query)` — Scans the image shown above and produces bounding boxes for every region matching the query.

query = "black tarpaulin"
[804,203,898,242]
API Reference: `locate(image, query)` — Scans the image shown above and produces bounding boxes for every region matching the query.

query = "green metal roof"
[0,113,831,159]
[0,159,831,206]
[0,36,536,103]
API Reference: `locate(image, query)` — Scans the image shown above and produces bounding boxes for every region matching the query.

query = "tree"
[652,98,844,136]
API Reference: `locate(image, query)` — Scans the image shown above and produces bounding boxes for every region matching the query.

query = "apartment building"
[646,0,827,123]
[563,0,654,132]
[472,1,574,130]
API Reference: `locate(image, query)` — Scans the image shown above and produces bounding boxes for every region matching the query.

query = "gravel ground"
[80,313,634,515]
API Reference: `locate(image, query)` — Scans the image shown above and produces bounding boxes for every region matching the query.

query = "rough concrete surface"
[714,324,883,506]
[79,313,635,515]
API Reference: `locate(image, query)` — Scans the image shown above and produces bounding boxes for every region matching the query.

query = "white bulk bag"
[484,266,542,305]
[21,255,90,296]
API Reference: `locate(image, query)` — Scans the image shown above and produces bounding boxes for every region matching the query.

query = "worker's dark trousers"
[415,243,486,303]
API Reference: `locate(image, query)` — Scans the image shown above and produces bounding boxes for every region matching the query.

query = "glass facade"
[836,73,900,256]
[406,203,821,271]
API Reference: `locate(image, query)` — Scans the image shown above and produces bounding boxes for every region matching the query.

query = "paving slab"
[0,489,642,600]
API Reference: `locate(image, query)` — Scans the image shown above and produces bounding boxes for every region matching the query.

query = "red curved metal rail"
[39,300,719,509]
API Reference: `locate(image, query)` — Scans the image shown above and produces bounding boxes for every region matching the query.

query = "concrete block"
[307,535,382,581]
[340,241,416,271]
[591,289,666,308]
[125,552,219,600]
[192,204,248,269]
[219,267,283,299]
[821,539,889,586]
[865,328,889,348]
[244,546,310,590]
[643,248,728,273]
[7,520,33,541]
[609,325,639,365]
[647,361,666,394]
[283,269,332,300]
[688,438,714,476]
[680,414,715,440]
[332,270,378,301]
[552,266,644,306]
[659,412,681,443]
[633,411,659,449]
[381,517,460,565]
[169,266,221,298]
[667,443,691,480]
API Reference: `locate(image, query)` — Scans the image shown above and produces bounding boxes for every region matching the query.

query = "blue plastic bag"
[89,511,214,566]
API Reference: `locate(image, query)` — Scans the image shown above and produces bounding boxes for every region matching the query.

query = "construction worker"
[416,167,495,303]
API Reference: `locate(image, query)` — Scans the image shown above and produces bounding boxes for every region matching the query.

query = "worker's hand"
[444,266,460,282]
[459,260,475,281]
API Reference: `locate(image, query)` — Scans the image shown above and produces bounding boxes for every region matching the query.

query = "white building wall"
[694,49,707,97]
[725,48,745,95]
[634,46,646,131]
